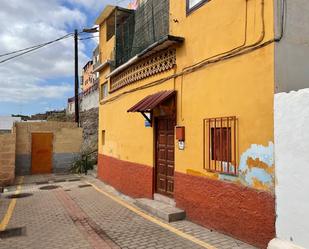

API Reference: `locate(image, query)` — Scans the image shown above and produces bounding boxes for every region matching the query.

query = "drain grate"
[54,179,66,183]
[39,185,60,190]
[55,173,70,176]
[6,193,33,199]
[0,227,26,239]
[36,181,49,185]
[64,189,71,192]
[78,184,92,188]
[68,178,81,182]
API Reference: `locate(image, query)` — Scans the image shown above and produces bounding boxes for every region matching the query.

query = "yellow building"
[95,0,280,247]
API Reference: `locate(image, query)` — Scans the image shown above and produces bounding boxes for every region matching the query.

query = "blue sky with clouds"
[0,0,130,116]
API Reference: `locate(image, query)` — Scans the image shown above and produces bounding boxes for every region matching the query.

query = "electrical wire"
[78,36,99,41]
[102,0,265,105]
[180,0,249,120]
[115,0,128,4]
[102,39,273,106]
[101,0,286,106]
[0,28,100,65]
[0,34,73,64]
[183,0,265,74]
[0,33,73,58]
[275,0,286,42]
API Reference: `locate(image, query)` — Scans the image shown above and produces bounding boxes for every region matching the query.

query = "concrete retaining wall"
[15,122,83,175]
[0,132,16,186]
[80,90,99,112]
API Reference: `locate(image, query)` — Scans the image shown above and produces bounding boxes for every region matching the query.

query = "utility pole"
[74,29,79,125]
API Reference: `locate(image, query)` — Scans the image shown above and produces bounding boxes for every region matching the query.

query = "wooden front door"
[31,133,53,174]
[155,116,175,197]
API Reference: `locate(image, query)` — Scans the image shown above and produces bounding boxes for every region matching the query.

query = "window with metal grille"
[203,116,238,175]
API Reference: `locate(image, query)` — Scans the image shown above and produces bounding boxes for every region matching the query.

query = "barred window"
[203,116,238,175]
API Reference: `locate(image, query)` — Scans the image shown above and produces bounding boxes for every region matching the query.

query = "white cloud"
[67,0,132,11]
[0,77,71,103]
[0,0,91,105]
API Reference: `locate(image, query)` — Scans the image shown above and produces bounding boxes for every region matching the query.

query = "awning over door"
[127,90,176,113]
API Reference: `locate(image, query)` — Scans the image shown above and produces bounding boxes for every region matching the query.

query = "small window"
[203,116,238,175]
[100,82,108,100]
[101,130,105,146]
[187,0,209,14]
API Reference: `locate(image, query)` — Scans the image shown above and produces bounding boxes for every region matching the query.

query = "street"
[0,175,256,249]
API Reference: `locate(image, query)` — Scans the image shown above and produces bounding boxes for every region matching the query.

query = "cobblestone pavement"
[0,174,257,249]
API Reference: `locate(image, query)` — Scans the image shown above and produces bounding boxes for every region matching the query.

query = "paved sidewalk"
[0,174,257,249]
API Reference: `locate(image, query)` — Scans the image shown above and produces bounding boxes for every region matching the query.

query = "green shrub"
[70,152,95,174]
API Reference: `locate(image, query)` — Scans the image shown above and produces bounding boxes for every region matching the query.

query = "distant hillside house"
[67,45,100,115]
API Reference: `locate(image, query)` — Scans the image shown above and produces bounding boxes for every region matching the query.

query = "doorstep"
[135,197,186,222]
[154,193,176,207]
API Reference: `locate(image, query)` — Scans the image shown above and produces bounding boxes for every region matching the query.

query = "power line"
[0,29,99,65]
[0,34,73,64]
[0,33,73,58]
[115,0,128,4]
[101,0,285,105]
[78,36,99,41]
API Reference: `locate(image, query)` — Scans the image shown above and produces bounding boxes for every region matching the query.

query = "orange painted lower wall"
[97,154,153,199]
[97,154,275,248]
[174,172,275,248]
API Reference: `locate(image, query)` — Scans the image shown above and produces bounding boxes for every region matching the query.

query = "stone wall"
[80,108,98,160]
[15,122,82,175]
[36,107,99,160]
[0,132,16,186]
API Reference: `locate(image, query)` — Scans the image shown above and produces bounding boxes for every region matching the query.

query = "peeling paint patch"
[247,157,274,175]
[218,142,274,192]
[238,142,274,191]
[185,143,274,192]
[252,177,269,192]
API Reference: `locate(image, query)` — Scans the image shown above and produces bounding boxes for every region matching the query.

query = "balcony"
[115,0,176,68]
[103,0,184,92]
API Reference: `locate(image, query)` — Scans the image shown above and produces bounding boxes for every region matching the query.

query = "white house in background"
[0,116,21,133]
[66,45,100,115]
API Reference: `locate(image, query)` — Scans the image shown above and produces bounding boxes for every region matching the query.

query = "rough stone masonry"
[0,132,16,186]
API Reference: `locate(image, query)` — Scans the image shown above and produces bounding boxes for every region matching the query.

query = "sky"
[0,0,130,116]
